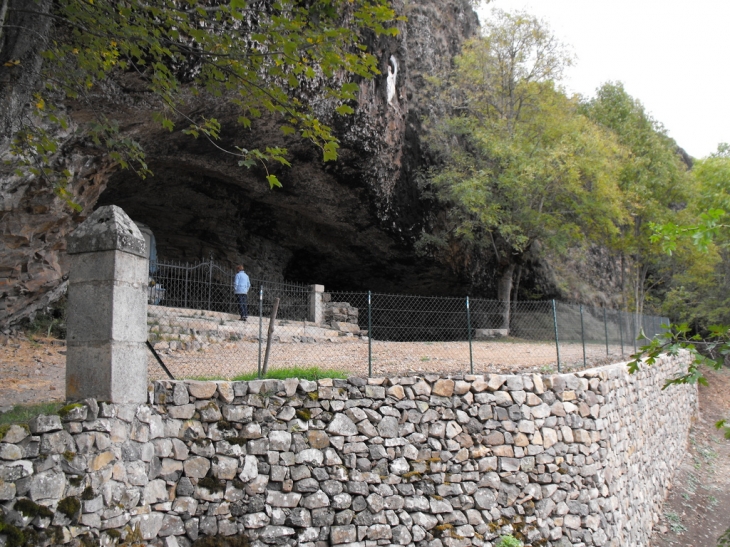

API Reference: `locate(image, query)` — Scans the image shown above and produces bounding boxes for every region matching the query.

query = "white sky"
[478,0,730,159]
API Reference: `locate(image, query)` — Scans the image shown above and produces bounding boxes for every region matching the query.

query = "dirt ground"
[0,335,66,409]
[2,334,729,545]
[651,366,730,547]
[147,336,624,381]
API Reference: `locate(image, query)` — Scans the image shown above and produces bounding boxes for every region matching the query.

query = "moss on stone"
[0,514,25,547]
[307,392,319,401]
[81,486,95,500]
[57,496,81,519]
[192,535,250,547]
[14,498,54,519]
[106,529,122,539]
[198,477,225,493]
[434,524,453,538]
[57,402,83,418]
[62,450,76,462]
[68,476,83,487]
[402,471,422,480]
[0,423,29,444]
[226,437,246,446]
[296,409,311,421]
[52,525,65,544]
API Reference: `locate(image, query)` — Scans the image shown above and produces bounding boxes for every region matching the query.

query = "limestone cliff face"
[0,0,481,327]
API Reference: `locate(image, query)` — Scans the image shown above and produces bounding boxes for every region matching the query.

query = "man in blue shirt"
[233,264,251,321]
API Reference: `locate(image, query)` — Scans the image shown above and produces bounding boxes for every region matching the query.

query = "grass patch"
[232,367,348,382]
[185,376,228,381]
[181,367,348,382]
[665,511,687,534]
[0,402,64,428]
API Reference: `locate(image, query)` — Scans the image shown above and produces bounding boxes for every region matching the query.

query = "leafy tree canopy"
[0,0,399,203]
[581,82,692,317]
[650,144,730,327]
[421,9,626,327]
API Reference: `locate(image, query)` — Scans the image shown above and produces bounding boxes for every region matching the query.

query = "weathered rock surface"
[0,0,480,327]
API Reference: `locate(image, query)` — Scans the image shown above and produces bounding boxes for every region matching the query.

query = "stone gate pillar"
[66,205,148,403]
[309,284,324,324]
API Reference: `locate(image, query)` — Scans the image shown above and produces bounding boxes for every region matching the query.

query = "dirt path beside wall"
[651,366,730,547]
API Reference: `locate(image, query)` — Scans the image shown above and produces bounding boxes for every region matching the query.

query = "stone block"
[68,266,147,343]
[66,341,147,403]
[28,415,62,435]
[67,206,146,257]
[29,470,65,501]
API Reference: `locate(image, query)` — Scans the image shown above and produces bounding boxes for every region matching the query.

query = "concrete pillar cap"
[68,205,146,257]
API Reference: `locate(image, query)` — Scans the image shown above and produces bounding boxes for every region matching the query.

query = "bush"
[24,297,67,340]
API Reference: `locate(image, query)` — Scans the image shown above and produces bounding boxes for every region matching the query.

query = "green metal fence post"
[258,285,263,377]
[580,304,586,368]
[633,313,638,354]
[603,308,609,356]
[466,296,473,375]
[552,299,561,372]
[618,310,624,356]
[368,291,372,378]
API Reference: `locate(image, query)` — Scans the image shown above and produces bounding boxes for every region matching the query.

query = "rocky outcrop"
[0,0,480,328]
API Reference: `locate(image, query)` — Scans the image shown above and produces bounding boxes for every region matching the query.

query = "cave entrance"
[95,157,457,296]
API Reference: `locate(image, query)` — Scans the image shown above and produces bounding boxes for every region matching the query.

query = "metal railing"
[149,259,310,320]
[145,263,668,380]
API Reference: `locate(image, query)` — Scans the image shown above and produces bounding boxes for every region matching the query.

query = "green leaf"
[266,174,282,188]
[335,104,355,115]
[322,142,338,162]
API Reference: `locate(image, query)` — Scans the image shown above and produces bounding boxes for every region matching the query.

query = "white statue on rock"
[387,55,398,106]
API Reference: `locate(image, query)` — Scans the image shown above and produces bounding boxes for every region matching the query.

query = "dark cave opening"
[94,160,465,296]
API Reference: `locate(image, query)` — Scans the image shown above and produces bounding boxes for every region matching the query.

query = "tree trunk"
[0,0,52,137]
[497,263,515,331]
[511,263,522,318]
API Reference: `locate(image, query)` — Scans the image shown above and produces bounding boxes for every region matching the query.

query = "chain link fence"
[146,259,668,380]
[147,259,315,379]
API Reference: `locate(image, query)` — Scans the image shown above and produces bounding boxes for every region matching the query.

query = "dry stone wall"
[0,353,695,547]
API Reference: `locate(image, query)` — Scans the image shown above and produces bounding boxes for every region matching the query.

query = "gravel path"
[0,332,632,406]
[149,335,630,380]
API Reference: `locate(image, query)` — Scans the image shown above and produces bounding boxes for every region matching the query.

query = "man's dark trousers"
[236,293,248,320]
